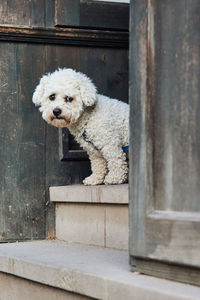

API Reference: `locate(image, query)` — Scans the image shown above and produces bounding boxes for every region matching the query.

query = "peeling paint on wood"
[46,228,55,240]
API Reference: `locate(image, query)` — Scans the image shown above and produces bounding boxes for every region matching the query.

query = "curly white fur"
[33,68,129,185]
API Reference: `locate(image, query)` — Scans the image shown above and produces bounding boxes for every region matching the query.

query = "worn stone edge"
[0,242,200,300]
[49,184,129,204]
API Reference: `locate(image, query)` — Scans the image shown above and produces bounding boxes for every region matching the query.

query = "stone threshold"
[50,184,128,204]
[0,240,200,300]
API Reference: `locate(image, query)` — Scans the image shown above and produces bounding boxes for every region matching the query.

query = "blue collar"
[122,145,129,151]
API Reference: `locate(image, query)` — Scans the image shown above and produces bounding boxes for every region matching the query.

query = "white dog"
[32,68,129,185]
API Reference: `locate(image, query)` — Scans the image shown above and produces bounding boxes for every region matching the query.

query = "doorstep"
[49,184,129,204]
[0,240,200,300]
[50,184,129,250]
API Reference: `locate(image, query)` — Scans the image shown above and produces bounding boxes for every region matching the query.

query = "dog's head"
[32,68,97,128]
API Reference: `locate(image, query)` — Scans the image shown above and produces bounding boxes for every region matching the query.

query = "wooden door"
[129,0,200,285]
[0,1,129,242]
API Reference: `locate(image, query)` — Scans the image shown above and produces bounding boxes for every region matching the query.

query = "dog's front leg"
[101,145,128,185]
[83,149,107,186]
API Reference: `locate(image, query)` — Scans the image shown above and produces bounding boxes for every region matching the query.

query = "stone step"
[0,240,200,300]
[50,184,128,250]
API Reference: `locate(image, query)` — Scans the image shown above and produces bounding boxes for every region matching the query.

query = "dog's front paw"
[104,172,128,185]
[83,175,104,186]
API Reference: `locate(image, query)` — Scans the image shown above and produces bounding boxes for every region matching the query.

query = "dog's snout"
[53,107,62,117]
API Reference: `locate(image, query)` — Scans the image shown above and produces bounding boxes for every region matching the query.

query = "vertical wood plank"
[0,42,46,242]
[0,42,18,241]
[153,0,200,211]
[0,0,45,26]
[55,0,80,27]
[45,0,55,27]
[129,0,149,254]
[15,43,46,239]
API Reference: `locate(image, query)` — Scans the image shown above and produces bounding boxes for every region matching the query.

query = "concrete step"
[0,240,200,300]
[50,184,128,250]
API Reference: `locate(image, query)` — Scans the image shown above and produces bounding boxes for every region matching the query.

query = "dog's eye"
[65,96,73,103]
[49,94,56,101]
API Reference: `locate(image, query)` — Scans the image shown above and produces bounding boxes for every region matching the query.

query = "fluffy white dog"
[33,68,129,185]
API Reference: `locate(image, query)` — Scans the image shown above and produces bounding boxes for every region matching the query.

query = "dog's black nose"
[53,107,62,117]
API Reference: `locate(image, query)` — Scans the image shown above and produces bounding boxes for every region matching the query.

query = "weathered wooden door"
[0,0,129,242]
[129,0,200,285]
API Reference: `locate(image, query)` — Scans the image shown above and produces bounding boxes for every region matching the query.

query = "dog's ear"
[78,73,97,107]
[32,75,48,106]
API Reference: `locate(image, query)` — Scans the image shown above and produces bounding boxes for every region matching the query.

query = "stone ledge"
[50,184,128,204]
[0,240,200,300]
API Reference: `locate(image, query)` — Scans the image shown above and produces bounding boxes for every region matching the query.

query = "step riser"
[56,203,128,250]
[0,272,90,300]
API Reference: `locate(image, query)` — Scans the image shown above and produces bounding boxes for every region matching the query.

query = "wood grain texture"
[129,0,200,285]
[55,0,80,27]
[152,0,200,212]
[55,0,129,30]
[130,256,200,287]
[0,0,45,26]
[0,43,46,242]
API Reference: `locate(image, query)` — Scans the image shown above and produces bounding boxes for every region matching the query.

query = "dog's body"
[69,94,129,185]
[33,68,129,185]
